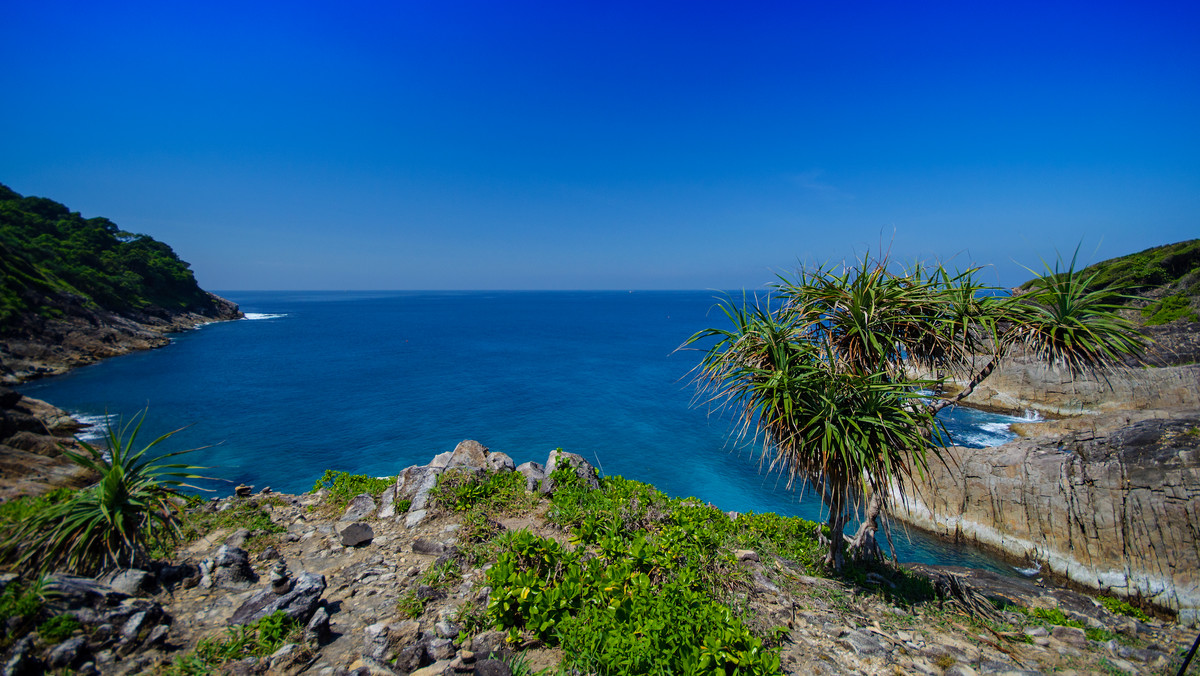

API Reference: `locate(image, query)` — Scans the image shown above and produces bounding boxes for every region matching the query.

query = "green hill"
[1021,240,1200,325]
[0,183,221,329]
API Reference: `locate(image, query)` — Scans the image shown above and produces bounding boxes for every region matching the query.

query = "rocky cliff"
[895,412,1200,626]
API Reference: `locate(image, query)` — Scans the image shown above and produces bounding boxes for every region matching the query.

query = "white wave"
[1014,561,1041,577]
[242,313,288,320]
[72,413,117,441]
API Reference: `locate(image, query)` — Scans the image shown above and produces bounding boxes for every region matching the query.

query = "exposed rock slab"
[895,414,1200,625]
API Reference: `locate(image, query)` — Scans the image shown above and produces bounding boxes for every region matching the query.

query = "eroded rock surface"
[896,414,1200,625]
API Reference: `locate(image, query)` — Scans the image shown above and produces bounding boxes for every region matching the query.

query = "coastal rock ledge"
[895,412,1200,626]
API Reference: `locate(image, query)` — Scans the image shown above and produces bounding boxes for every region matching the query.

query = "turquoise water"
[19,291,1033,573]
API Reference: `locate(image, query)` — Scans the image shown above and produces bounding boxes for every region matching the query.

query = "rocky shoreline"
[5,441,1194,675]
[0,291,242,385]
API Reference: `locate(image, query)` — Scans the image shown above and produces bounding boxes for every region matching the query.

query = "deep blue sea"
[18,291,1037,573]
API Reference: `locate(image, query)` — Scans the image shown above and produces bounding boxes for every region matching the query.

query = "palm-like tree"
[684,252,1143,569]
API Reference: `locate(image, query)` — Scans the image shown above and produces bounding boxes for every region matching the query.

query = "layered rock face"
[943,358,1200,416]
[0,387,94,500]
[894,414,1200,625]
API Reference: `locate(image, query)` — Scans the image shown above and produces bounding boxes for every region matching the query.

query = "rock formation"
[895,412,1200,625]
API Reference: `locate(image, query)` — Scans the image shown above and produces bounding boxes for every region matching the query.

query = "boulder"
[209,545,258,589]
[229,572,327,626]
[46,636,88,670]
[341,494,377,521]
[340,522,374,547]
[487,451,515,473]
[395,465,443,512]
[540,449,600,495]
[102,569,156,597]
[378,485,397,518]
[447,440,489,470]
[305,606,332,645]
[515,462,544,492]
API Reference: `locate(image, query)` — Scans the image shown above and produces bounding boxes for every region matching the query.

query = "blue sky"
[3,1,1197,290]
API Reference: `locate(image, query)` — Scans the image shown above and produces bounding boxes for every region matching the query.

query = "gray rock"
[515,462,544,492]
[393,643,432,674]
[269,643,307,673]
[429,637,456,660]
[224,527,251,548]
[1051,625,1089,648]
[837,629,888,656]
[435,620,460,639]
[229,572,327,626]
[341,493,377,521]
[145,624,169,646]
[340,522,375,547]
[405,509,428,528]
[428,451,454,469]
[446,440,490,470]
[540,449,600,494]
[4,635,41,675]
[474,659,513,676]
[103,569,155,597]
[44,575,127,610]
[305,606,331,645]
[734,549,759,562]
[46,636,88,670]
[487,451,515,473]
[378,485,397,518]
[211,545,258,589]
[259,546,281,561]
[470,630,511,660]
[413,538,446,554]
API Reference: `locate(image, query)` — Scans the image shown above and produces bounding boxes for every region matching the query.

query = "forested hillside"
[0,183,219,328]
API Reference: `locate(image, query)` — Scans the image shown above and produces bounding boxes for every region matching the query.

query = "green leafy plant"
[0,410,210,574]
[166,497,288,557]
[0,577,48,649]
[431,468,528,514]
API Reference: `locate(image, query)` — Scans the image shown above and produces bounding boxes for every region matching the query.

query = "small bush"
[0,578,47,648]
[396,590,427,619]
[431,468,527,514]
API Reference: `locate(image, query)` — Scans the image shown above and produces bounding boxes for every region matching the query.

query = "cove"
[18,291,1034,574]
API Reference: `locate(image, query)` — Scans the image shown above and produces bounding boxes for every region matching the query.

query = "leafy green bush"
[164,611,306,675]
[309,470,394,513]
[431,468,528,514]
[168,497,287,556]
[0,411,208,574]
[0,488,73,529]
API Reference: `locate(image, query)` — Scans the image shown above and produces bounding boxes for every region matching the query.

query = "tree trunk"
[846,492,885,562]
[825,508,849,571]
[929,356,999,415]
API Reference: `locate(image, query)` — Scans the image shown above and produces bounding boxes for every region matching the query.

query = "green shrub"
[309,470,394,512]
[164,611,305,675]
[0,411,208,574]
[396,590,427,619]
[431,468,527,514]
[0,488,73,529]
[37,614,81,642]
[169,497,287,556]
[1141,294,1198,325]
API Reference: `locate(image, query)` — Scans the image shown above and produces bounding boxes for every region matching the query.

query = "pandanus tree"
[684,252,1144,569]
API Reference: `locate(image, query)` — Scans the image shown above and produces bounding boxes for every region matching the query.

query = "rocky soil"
[4,442,1195,675]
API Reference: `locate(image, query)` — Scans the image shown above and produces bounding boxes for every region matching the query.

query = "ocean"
[18,290,1037,573]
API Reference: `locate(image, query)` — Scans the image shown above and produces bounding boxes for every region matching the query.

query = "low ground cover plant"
[309,469,394,514]
[164,610,307,674]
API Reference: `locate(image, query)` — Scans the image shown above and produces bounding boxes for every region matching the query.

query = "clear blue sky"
[3,1,1197,290]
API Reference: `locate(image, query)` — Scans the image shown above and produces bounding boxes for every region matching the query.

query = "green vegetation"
[1021,606,1116,642]
[0,183,221,328]
[0,577,48,650]
[164,611,308,675]
[36,614,82,642]
[309,469,394,514]
[1023,239,1200,324]
[0,410,208,574]
[685,252,1144,568]
[431,467,530,514]
[1098,595,1152,622]
[483,462,804,675]
[1141,294,1199,325]
[171,496,288,555]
